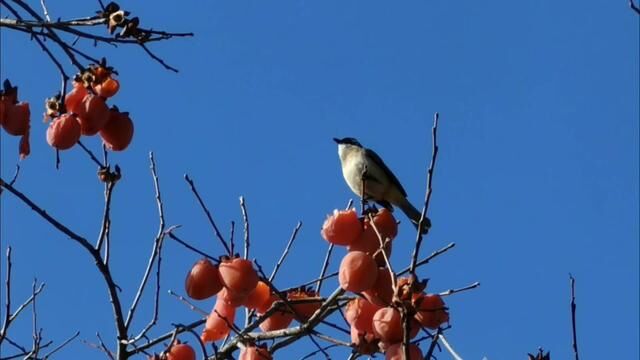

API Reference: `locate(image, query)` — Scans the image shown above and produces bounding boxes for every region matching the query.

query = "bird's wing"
[364,148,408,197]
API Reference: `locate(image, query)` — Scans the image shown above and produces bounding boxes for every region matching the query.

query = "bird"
[333,137,431,233]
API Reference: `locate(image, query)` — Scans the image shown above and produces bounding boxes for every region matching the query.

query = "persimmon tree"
[0,1,480,359]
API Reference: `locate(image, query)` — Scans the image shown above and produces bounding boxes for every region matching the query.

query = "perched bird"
[333,137,431,233]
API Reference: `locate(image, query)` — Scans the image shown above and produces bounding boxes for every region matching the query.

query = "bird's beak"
[333,138,341,144]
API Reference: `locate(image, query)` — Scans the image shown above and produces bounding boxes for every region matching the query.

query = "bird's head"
[333,137,362,148]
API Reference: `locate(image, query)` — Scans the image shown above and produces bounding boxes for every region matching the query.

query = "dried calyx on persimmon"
[97,2,151,41]
[286,286,323,321]
[97,165,122,184]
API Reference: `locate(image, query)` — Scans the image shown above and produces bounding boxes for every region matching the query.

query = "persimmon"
[74,94,109,135]
[64,82,88,113]
[93,77,120,98]
[258,307,294,332]
[201,300,236,343]
[344,298,380,333]
[351,326,380,355]
[218,287,249,308]
[2,102,30,136]
[321,208,362,246]
[185,258,223,300]
[219,257,258,296]
[46,113,81,150]
[166,341,196,360]
[339,251,378,293]
[384,343,423,360]
[372,307,420,343]
[348,217,393,266]
[100,108,133,151]
[239,344,272,360]
[242,281,271,310]
[363,267,394,306]
[413,293,449,329]
[287,288,322,321]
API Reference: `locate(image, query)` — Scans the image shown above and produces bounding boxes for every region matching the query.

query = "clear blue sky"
[1,1,638,359]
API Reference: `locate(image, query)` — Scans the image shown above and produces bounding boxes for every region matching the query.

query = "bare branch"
[409,112,440,276]
[124,153,166,332]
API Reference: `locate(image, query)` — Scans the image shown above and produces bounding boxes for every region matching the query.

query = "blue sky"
[1,1,638,359]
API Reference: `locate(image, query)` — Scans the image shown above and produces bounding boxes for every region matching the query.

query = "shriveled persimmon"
[46,113,81,150]
[185,258,223,300]
[2,102,30,136]
[219,256,258,296]
[321,208,362,246]
[385,343,423,360]
[242,281,271,310]
[363,267,394,306]
[372,307,420,343]
[99,108,133,151]
[74,94,109,135]
[201,300,236,343]
[287,287,322,321]
[339,251,378,293]
[413,293,449,329]
[239,344,272,360]
[344,297,381,333]
[166,341,196,360]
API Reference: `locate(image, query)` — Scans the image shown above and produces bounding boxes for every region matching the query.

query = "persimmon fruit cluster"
[321,206,450,357]
[45,63,133,152]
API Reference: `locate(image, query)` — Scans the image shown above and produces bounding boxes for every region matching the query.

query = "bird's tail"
[397,198,431,234]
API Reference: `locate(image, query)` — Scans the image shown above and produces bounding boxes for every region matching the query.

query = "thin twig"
[0,247,13,344]
[269,221,302,282]
[570,274,580,360]
[438,281,481,297]
[167,231,217,262]
[424,327,442,359]
[409,112,440,276]
[167,290,208,316]
[184,174,231,255]
[39,0,51,22]
[631,0,640,14]
[124,153,166,332]
[42,330,80,358]
[239,196,250,259]
[77,141,104,168]
[315,244,334,294]
[439,333,463,360]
